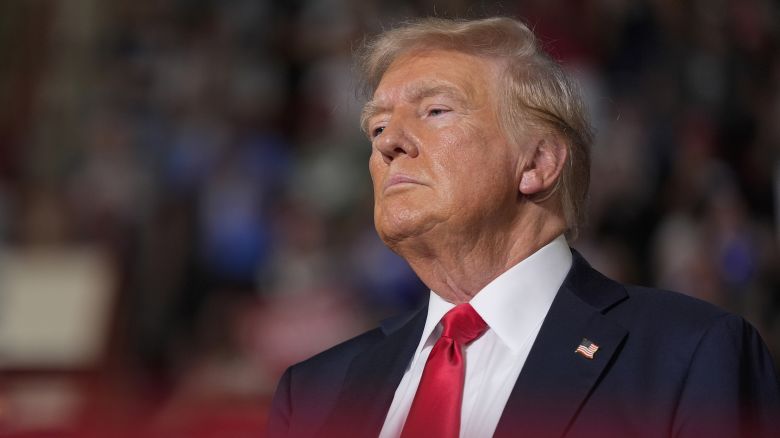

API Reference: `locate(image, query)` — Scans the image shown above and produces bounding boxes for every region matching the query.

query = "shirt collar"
[470,234,572,352]
[414,290,455,363]
[414,235,572,360]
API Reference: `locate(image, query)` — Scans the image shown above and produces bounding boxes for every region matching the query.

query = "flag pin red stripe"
[575,338,599,359]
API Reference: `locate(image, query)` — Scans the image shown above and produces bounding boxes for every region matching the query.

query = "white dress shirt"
[378,235,573,438]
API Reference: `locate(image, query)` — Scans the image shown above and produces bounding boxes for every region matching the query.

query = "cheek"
[426,134,462,201]
[442,131,514,201]
[431,123,498,182]
[428,122,472,164]
[368,152,385,188]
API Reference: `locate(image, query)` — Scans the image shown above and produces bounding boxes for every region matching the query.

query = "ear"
[518,135,568,197]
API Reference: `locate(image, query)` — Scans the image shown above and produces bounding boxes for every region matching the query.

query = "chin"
[375,209,431,248]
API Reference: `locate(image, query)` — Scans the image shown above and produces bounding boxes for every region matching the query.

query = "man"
[267,17,779,438]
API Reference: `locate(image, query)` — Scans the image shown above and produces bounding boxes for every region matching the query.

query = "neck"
[395,211,566,304]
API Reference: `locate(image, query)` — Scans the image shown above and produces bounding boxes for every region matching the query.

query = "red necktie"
[400,303,488,438]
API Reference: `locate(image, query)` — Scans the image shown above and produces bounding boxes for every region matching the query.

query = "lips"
[383,174,421,191]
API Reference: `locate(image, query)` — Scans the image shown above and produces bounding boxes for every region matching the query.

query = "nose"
[373,118,419,164]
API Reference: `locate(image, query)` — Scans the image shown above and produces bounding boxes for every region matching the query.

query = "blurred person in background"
[266,17,779,438]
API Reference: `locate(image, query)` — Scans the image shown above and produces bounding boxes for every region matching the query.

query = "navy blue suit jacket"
[267,252,780,437]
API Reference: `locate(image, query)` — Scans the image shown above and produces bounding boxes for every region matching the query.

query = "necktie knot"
[441,303,488,345]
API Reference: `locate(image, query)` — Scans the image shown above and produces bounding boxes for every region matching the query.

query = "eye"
[426,107,450,117]
[371,126,385,139]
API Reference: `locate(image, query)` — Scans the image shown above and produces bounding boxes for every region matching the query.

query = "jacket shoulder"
[267,326,386,437]
[291,326,385,379]
[612,285,738,343]
[621,285,728,321]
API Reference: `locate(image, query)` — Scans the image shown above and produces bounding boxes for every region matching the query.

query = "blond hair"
[357,17,593,240]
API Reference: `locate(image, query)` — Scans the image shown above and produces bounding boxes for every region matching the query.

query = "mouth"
[383,174,421,192]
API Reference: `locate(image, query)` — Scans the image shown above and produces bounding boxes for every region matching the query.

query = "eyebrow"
[405,83,468,105]
[361,83,470,134]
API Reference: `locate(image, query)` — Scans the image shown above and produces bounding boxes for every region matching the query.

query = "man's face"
[366,49,522,248]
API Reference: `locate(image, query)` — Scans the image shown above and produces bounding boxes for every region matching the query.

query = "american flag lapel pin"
[575,338,599,360]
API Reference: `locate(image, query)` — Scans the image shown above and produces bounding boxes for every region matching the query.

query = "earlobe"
[519,170,543,195]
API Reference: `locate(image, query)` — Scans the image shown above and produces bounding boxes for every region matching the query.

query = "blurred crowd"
[0,0,778,436]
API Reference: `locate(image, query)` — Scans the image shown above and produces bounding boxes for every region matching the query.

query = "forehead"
[372,49,500,105]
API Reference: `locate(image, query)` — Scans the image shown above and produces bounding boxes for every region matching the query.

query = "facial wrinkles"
[366,50,490,133]
[388,99,496,198]
[366,86,471,141]
[370,51,516,239]
[369,93,466,190]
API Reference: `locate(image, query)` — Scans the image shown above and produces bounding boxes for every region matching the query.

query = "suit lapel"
[494,252,629,438]
[318,305,428,437]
